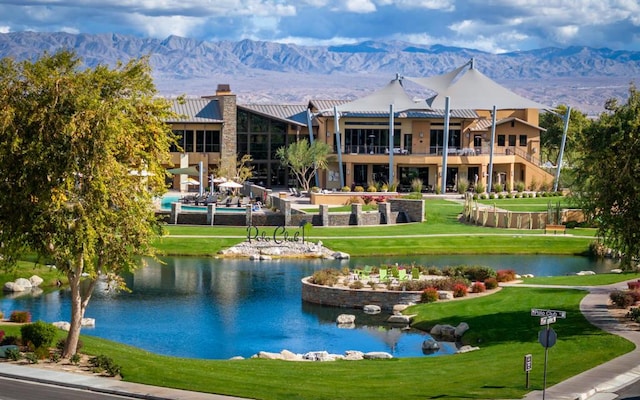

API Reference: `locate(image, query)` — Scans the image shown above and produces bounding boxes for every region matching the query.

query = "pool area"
[158,193,251,213]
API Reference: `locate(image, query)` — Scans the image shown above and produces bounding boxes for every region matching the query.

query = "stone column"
[320,204,329,226]
[170,202,181,225]
[378,202,392,225]
[351,203,363,226]
[283,200,292,226]
[246,205,252,227]
[207,204,216,225]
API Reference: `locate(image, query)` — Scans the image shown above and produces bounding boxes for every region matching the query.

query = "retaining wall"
[301,278,422,311]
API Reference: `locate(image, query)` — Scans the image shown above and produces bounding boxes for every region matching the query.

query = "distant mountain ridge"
[1,31,638,114]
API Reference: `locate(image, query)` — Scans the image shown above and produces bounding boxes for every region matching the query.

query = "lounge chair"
[378,268,389,283]
[398,269,408,281]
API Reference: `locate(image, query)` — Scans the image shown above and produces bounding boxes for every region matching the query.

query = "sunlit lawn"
[476,196,576,212]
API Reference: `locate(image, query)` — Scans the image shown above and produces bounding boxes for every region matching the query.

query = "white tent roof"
[333,78,430,113]
[405,62,469,94]
[409,62,551,110]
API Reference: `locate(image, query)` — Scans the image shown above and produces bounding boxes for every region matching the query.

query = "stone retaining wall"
[301,278,422,311]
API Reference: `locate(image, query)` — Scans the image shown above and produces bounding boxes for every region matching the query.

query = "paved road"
[0,376,135,400]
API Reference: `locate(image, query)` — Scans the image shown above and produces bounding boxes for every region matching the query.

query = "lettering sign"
[524,354,532,372]
[246,225,305,245]
[530,308,566,319]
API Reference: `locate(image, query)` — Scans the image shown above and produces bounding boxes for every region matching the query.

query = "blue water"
[0,255,618,360]
[159,194,246,213]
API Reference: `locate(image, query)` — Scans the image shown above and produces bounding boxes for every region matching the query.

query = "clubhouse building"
[166,60,555,193]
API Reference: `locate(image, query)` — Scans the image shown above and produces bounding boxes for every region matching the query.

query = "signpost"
[531,308,566,400]
[524,354,533,388]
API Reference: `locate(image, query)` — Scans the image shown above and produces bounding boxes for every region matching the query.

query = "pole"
[389,103,395,184]
[542,322,550,400]
[553,106,571,192]
[334,105,345,188]
[441,97,451,193]
[306,109,320,188]
[487,105,497,193]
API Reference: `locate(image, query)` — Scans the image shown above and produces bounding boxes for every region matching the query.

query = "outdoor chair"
[398,269,408,281]
[378,268,389,283]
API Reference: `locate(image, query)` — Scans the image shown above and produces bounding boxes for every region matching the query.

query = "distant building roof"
[238,104,309,126]
[470,117,546,131]
[166,98,223,123]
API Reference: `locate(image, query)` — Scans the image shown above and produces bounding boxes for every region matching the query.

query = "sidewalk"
[0,362,245,400]
[509,280,640,400]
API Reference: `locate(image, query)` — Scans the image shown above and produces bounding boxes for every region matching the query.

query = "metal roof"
[167,98,223,123]
[470,117,546,132]
[309,99,349,112]
[238,104,309,126]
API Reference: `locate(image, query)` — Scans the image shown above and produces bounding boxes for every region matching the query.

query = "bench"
[545,224,566,235]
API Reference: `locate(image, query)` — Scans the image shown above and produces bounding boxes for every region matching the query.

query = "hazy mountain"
[1,31,638,114]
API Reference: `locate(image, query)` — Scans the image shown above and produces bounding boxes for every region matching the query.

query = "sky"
[0,0,639,53]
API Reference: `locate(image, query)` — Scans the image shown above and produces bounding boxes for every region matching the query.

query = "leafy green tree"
[0,51,175,357]
[572,85,640,270]
[275,138,332,192]
[540,105,591,167]
[214,153,254,183]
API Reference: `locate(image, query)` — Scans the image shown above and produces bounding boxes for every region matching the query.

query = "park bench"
[545,224,566,235]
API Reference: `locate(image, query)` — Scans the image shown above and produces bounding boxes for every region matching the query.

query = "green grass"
[0,286,632,400]
[522,272,640,286]
[477,196,576,212]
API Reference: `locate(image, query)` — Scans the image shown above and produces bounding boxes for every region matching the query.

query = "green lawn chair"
[398,268,408,281]
[379,268,389,283]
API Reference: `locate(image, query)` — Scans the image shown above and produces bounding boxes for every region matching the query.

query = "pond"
[0,255,619,360]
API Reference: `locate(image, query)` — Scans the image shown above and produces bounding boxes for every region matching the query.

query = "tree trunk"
[62,255,97,358]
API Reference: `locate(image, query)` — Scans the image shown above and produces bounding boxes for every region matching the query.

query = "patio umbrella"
[181,178,200,185]
[218,181,243,189]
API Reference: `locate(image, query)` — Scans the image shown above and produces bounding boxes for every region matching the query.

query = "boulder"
[363,352,393,359]
[29,275,44,287]
[343,350,364,360]
[303,351,332,361]
[457,345,480,353]
[438,291,453,300]
[0,345,19,358]
[431,324,457,341]
[422,338,440,351]
[52,321,71,331]
[14,278,32,289]
[393,304,411,313]
[455,322,470,338]
[611,269,623,274]
[332,252,350,259]
[363,305,381,314]
[387,314,412,324]
[81,318,96,327]
[255,351,282,360]
[280,349,301,361]
[576,270,596,276]
[336,314,356,324]
[229,356,245,360]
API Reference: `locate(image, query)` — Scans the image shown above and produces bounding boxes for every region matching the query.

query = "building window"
[497,135,505,146]
[170,130,183,152]
[184,130,194,152]
[508,135,516,146]
[519,135,527,146]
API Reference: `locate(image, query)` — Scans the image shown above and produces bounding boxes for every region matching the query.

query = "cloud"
[0,0,638,51]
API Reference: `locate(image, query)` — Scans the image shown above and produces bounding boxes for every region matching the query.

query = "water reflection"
[0,255,617,360]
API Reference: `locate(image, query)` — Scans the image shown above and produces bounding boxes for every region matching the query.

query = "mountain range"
[1,31,639,115]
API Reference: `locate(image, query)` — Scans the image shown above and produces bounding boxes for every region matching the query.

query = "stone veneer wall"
[301,278,422,311]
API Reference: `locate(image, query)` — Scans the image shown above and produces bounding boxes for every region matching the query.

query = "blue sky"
[1,0,639,53]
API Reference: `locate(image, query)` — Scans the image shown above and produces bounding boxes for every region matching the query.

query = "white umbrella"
[218,181,243,189]
[182,178,200,185]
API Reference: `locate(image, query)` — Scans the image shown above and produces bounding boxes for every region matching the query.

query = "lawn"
[0,285,633,400]
[476,196,576,212]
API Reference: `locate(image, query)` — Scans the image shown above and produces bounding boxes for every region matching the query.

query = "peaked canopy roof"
[407,60,551,111]
[332,78,429,113]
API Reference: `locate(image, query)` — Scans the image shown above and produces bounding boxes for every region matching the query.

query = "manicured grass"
[155,198,597,257]
[523,272,640,286]
[0,286,632,400]
[477,196,576,212]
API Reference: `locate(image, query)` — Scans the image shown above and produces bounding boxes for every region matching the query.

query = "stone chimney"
[214,84,237,175]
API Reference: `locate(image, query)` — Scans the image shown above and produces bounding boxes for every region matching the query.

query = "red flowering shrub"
[496,269,517,282]
[628,281,640,290]
[421,287,439,303]
[361,195,374,204]
[453,283,468,298]
[0,330,4,343]
[471,282,486,293]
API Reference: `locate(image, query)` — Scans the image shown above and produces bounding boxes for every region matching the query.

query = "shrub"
[493,183,503,193]
[0,335,18,346]
[496,269,517,282]
[310,269,341,286]
[627,307,640,322]
[344,196,362,205]
[421,287,439,303]
[0,311,3,320]
[362,195,374,204]
[21,320,57,351]
[25,352,39,364]
[610,290,635,308]
[50,351,62,363]
[341,186,350,192]
[5,347,21,361]
[488,193,495,199]
[0,330,4,343]
[484,277,499,290]
[9,311,31,323]
[70,353,81,365]
[457,177,469,193]
[471,282,486,293]
[475,182,485,194]
[515,181,525,192]
[353,185,364,192]
[628,281,640,290]
[34,346,50,360]
[366,185,377,192]
[497,194,504,199]
[56,338,83,352]
[453,283,468,298]
[89,354,122,376]
[310,186,320,193]
[349,281,364,289]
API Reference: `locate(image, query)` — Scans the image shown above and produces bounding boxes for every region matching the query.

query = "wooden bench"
[545,224,566,235]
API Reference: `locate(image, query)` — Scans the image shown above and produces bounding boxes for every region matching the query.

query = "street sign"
[524,354,532,372]
[538,328,557,348]
[540,316,556,325]
[531,308,567,319]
